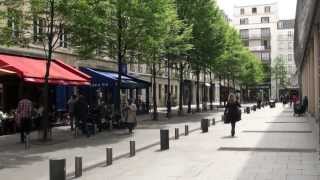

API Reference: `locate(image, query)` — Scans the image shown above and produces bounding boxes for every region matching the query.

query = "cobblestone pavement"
[0,107,225,180]
[75,105,320,180]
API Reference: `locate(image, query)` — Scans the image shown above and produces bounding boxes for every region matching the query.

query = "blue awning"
[80,67,150,89]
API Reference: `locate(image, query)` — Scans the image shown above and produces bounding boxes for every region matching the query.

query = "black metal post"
[160,129,169,150]
[175,128,179,139]
[75,157,82,178]
[130,141,135,157]
[49,159,66,180]
[106,148,112,166]
[201,119,209,133]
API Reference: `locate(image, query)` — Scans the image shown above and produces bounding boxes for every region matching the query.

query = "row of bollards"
[50,118,217,180]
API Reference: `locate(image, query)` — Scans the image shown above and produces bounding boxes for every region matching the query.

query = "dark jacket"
[74,96,88,122]
[225,102,241,123]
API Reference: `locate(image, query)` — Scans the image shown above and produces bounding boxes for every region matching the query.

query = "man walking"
[67,95,77,131]
[16,94,33,143]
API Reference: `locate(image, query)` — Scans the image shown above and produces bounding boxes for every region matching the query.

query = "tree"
[272,56,288,100]
[0,0,71,141]
[176,0,226,112]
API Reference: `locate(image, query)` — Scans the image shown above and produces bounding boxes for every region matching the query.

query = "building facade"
[294,0,320,118]
[276,20,298,94]
[233,2,279,100]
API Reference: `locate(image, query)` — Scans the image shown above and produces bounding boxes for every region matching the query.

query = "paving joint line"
[67,120,222,179]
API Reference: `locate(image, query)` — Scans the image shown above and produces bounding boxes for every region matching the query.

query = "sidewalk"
[0,108,225,180]
[76,105,320,180]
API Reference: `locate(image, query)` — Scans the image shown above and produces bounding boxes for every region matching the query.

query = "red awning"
[0,54,91,85]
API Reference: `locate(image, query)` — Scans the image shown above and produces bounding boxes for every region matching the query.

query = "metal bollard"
[75,156,82,178]
[185,125,189,136]
[106,148,112,166]
[201,119,209,133]
[130,141,135,157]
[49,159,66,180]
[25,134,30,150]
[160,129,169,150]
[221,115,225,122]
[175,128,179,139]
[212,118,216,125]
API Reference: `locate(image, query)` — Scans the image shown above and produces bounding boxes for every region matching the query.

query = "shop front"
[0,53,91,135]
[79,68,150,115]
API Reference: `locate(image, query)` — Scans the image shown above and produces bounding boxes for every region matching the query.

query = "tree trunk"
[116,3,123,121]
[152,62,158,120]
[178,63,184,115]
[203,70,207,111]
[232,77,236,94]
[196,70,200,112]
[187,80,192,113]
[227,75,230,97]
[209,72,213,110]
[219,76,222,106]
[166,59,171,118]
[42,0,55,141]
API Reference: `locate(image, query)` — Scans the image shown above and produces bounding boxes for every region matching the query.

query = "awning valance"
[0,54,91,85]
[80,67,150,89]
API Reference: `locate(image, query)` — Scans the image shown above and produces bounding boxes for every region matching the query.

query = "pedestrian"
[74,94,89,137]
[67,95,77,131]
[16,94,33,143]
[225,93,241,137]
[126,99,137,134]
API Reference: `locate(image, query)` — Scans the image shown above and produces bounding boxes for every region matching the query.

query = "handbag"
[236,107,242,122]
[224,108,231,124]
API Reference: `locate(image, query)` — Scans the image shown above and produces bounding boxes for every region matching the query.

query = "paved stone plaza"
[0,104,319,180]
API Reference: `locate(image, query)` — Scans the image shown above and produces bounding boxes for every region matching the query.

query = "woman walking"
[126,99,137,134]
[225,94,241,137]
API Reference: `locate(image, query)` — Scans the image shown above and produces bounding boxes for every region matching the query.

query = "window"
[33,18,45,42]
[138,64,142,73]
[240,8,245,15]
[59,29,68,48]
[7,16,19,39]
[175,85,178,96]
[252,7,257,14]
[159,84,162,99]
[261,28,270,38]
[261,52,270,61]
[240,18,248,25]
[288,54,293,61]
[129,64,135,72]
[243,40,249,46]
[261,17,270,23]
[262,40,270,49]
[288,42,293,49]
[288,31,293,39]
[146,64,151,74]
[240,29,249,39]
[264,6,271,13]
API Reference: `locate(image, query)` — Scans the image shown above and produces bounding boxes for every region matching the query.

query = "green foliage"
[176,0,226,71]
[272,56,289,88]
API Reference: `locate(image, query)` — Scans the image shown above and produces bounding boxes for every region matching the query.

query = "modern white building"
[233,2,290,100]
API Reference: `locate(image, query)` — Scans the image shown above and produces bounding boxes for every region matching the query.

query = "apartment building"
[295,0,320,118]
[234,3,280,100]
[277,19,298,91]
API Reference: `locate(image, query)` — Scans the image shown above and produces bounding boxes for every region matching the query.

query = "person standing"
[74,94,89,137]
[16,94,33,143]
[67,95,77,131]
[225,94,241,137]
[126,99,137,134]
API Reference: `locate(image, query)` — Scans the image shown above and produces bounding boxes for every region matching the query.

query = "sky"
[216,0,297,20]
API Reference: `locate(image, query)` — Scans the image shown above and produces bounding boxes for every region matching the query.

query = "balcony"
[249,46,271,51]
[241,33,271,40]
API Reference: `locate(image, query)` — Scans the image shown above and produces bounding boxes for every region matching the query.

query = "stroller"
[294,96,308,116]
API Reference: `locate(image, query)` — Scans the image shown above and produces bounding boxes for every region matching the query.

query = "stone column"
[314,28,320,118]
